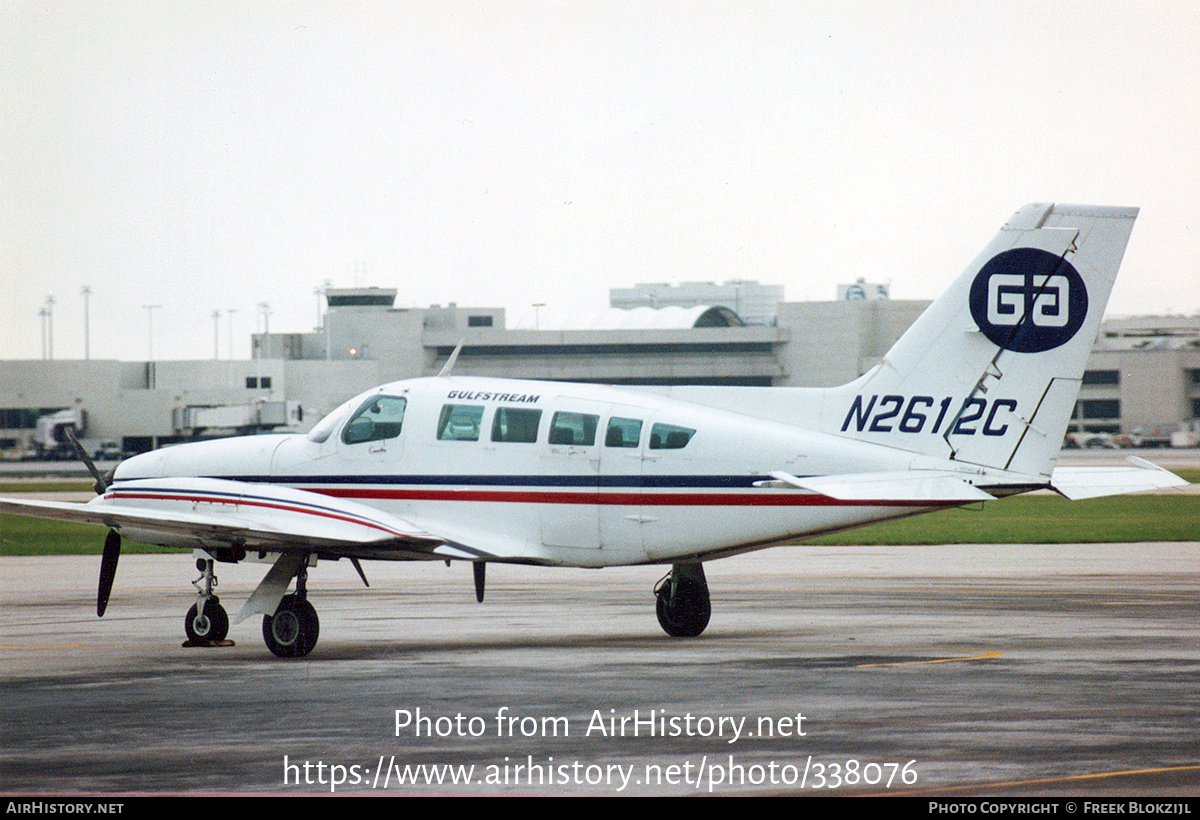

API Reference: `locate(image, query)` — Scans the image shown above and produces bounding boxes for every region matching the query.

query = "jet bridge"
[174,401,302,437]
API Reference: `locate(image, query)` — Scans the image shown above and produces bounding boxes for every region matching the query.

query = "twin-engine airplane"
[2,204,1187,657]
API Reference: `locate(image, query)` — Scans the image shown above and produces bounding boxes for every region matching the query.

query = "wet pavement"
[2,543,1198,796]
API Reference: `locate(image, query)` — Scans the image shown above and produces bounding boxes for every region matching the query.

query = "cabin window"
[548,411,598,446]
[491,407,542,443]
[648,422,696,450]
[341,396,408,445]
[605,417,642,448]
[437,404,484,441]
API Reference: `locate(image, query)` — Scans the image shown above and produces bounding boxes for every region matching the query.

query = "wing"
[0,477,483,561]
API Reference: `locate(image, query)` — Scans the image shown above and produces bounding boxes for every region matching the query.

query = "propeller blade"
[473,561,486,603]
[64,427,107,494]
[97,529,121,617]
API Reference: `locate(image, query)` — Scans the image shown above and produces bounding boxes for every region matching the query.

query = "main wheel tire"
[262,595,320,658]
[655,577,711,638]
[185,599,229,642]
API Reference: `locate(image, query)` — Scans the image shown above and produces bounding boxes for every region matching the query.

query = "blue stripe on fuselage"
[167,474,784,489]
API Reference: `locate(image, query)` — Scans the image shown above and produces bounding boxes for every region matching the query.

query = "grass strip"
[0,481,95,494]
[0,515,174,556]
[804,493,1200,545]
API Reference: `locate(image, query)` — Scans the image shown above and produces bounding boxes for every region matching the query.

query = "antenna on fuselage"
[437,339,465,377]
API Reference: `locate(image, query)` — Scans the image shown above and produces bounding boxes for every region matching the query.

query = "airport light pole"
[81,286,91,360]
[212,309,221,359]
[318,279,333,360]
[39,306,48,360]
[226,308,237,360]
[44,294,55,359]
[255,302,270,392]
[142,304,160,361]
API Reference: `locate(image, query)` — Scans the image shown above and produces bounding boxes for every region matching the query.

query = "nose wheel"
[654,563,711,638]
[184,556,230,644]
[185,598,229,642]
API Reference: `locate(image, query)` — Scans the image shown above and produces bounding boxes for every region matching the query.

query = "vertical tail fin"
[827,203,1138,477]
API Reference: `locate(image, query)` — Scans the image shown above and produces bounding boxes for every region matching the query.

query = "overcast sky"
[2,1,1197,362]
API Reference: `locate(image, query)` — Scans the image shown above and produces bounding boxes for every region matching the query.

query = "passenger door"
[539,403,604,549]
[597,409,648,556]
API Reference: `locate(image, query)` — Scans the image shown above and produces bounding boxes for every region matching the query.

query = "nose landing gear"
[184,556,229,644]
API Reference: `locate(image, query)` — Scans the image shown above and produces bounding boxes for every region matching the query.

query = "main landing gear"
[654,563,711,638]
[185,557,229,643]
[261,564,320,658]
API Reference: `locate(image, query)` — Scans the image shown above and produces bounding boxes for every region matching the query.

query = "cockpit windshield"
[306,399,354,444]
[342,395,408,444]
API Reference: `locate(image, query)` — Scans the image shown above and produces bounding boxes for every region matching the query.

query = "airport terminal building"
[2,283,1198,457]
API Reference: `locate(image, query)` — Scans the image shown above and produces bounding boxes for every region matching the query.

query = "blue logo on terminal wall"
[968,248,1088,353]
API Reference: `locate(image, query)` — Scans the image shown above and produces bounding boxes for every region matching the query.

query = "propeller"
[64,428,122,617]
[97,529,121,617]
[473,561,486,603]
[63,427,109,494]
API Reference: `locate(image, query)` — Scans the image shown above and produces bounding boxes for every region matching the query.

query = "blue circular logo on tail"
[968,248,1088,353]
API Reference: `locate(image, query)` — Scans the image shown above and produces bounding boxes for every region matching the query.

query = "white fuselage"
[114,376,944,567]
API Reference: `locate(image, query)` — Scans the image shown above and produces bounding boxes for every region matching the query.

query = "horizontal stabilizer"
[1050,457,1189,500]
[766,470,994,502]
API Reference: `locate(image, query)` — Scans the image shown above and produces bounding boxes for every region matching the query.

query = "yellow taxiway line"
[857,651,1003,668]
